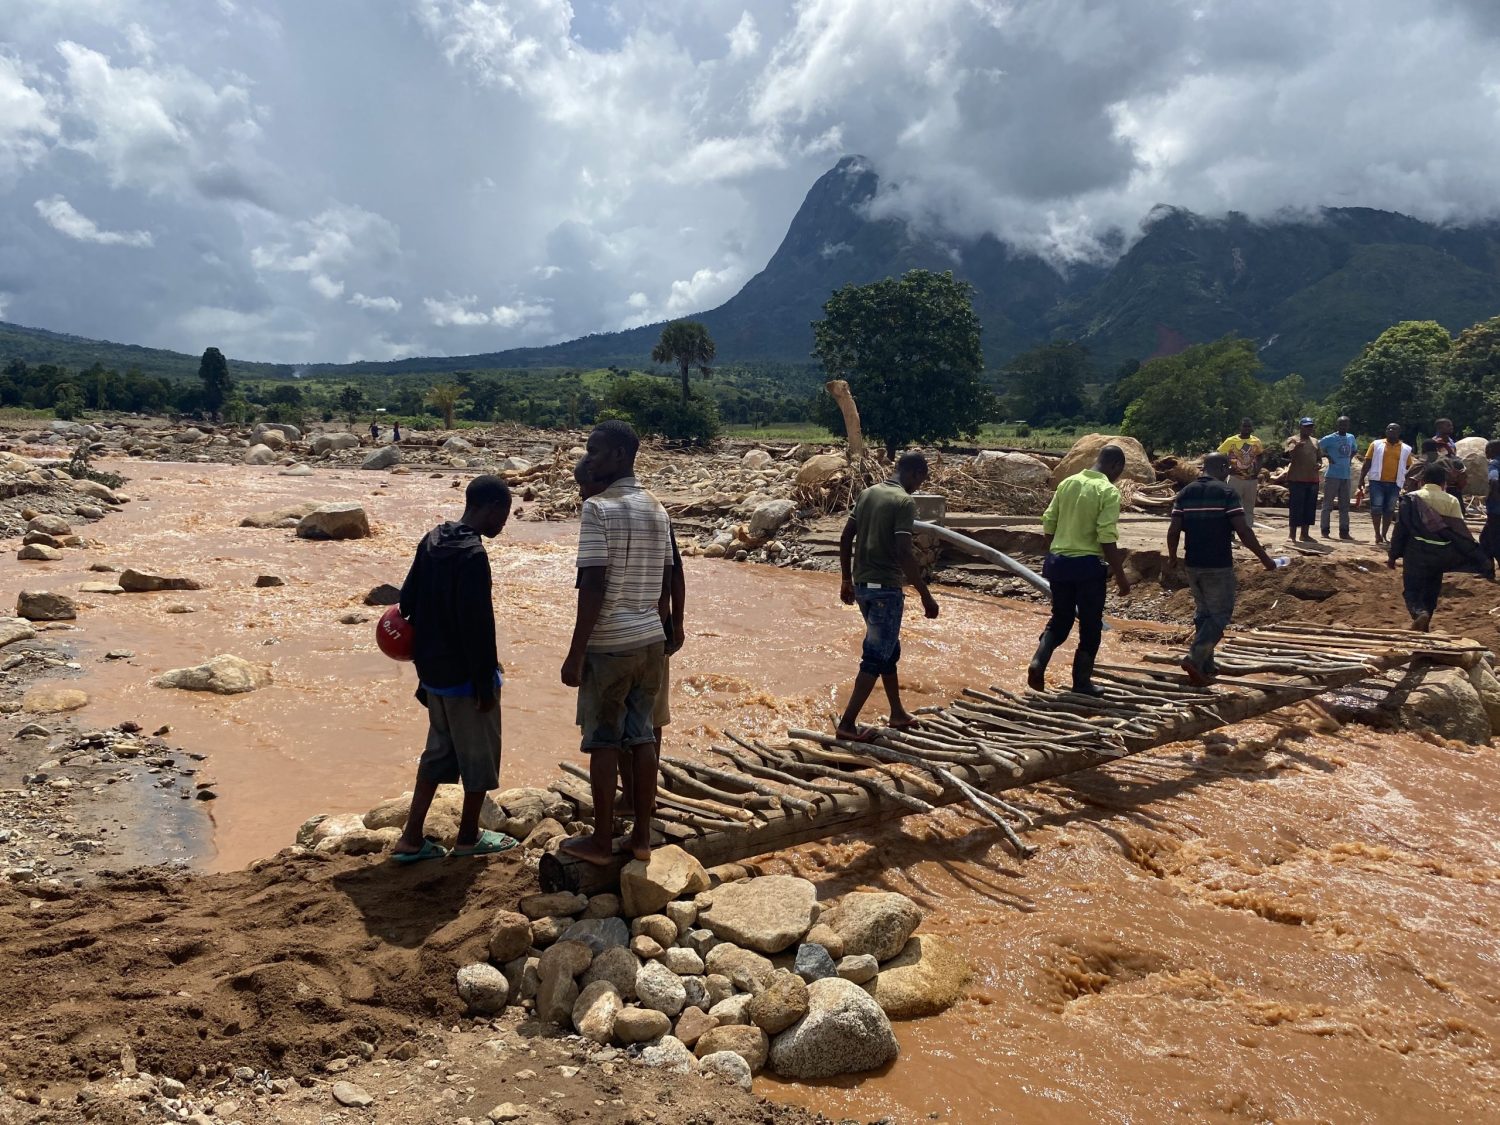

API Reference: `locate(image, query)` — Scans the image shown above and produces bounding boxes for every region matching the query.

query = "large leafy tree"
[651,321,716,405]
[812,269,990,457]
[1119,335,1265,454]
[197,346,231,420]
[1436,315,1500,436]
[1002,339,1090,423]
[1334,320,1450,438]
[337,384,367,424]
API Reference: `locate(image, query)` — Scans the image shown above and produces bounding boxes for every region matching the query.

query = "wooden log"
[663,756,818,816]
[825,379,865,459]
[539,650,1445,895]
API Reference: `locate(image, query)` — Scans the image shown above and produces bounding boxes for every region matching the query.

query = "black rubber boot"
[1027,634,1059,692]
[1071,650,1106,697]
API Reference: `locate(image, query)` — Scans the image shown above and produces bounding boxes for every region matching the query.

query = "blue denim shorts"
[854,586,904,676]
[1368,480,1401,515]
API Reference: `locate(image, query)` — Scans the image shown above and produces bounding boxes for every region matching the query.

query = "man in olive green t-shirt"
[835,452,940,741]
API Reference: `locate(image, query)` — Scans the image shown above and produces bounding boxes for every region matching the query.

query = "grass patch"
[724,422,836,443]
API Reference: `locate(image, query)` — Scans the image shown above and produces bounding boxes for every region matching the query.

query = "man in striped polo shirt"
[561,420,675,865]
[1168,453,1277,683]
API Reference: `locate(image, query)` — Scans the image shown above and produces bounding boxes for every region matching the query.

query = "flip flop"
[451,829,520,857]
[391,838,448,864]
[834,725,880,744]
[887,717,923,732]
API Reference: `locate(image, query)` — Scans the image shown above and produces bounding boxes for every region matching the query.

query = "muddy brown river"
[2,461,1496,1123]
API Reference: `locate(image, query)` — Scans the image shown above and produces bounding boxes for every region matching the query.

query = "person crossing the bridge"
[1388,461,1494,632]
[1168,453,1278,684]
[834,452,940,742]
[1029,444,1131,696]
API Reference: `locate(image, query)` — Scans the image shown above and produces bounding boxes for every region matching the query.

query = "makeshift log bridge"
[539,623,1489,893]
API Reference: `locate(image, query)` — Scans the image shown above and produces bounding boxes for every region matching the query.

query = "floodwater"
[3,460,1497,1123]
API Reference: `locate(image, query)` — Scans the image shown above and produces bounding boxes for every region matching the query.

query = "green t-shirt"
[851,480,915,585]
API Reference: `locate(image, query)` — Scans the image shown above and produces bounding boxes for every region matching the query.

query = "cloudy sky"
[2,0,1499,364]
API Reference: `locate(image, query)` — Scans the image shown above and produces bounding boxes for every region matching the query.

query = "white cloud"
[251,204,400,301]
[0,55,59,180]
[423,293,551,331]
[34,195,153,246]
[727,11,760,59]
[349,292,401,313]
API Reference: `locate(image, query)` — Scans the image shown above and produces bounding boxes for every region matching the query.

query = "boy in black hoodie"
[392,474,516,861]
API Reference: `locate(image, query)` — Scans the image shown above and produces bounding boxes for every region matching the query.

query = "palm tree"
[651,321,716,405]
[424,382,464,430]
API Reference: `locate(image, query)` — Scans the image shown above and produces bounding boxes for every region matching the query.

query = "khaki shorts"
[577,643,664,752]
[417,692,500,792]
[653,654,671,729]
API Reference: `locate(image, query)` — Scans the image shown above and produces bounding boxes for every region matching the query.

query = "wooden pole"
[539,651,1448,894]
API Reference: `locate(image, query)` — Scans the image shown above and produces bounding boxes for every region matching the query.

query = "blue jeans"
[1185,566,1236,671]
[854,587,904,676]
[1367,480,1400,516]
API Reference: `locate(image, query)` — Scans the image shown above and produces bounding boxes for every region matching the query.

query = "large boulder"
[243,444,277,466]
[1467,662,1500,733]
[27,514,70,536]
[119,568,202,593]
[973,450,1051,488]
[17,544,62,561]
[698,876,818,954]
[173,428,205,444]
[862,934,971,1019]
[796,453,848,487]
[256,430,287,452]
[155,654,271,695]
[1456,436,1490,498]
[16,591,76,621]
[823,891,922,963]
[311,432,361,456]
[620,845,711,917]
[748,499,796,539]
[1400,666,1491,743]
[295,503,371,541]
[741,449,773,470]
[0,619,37,648]
[766,977,898,1080]
[1048,433,1154,488]
[241,502,321,529]
[362,445,401,470]
[22,686,88,714]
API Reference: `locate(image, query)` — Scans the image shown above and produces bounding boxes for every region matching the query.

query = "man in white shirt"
[1356,422,1412,545]
[561,420,675,866]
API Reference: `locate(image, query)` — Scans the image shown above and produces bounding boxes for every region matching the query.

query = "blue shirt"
[1488,457,1500,518]
[1319,432,1357,480]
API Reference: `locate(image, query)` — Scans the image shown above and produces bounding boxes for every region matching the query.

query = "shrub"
[600,375,720,445]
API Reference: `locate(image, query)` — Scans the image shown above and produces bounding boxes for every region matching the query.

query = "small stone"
[635,960,687,1017]
[613,1006,672,1045]
[630,914,678,948]
[805,923,845,959]
[16,591,76,621]
[253,575,285,588]
[488,910,532,964]
[674,1006,718,1048]
[824,891,922,963]
[583,893,622,918]
[693,1025,769,1074]
[457,962,510,1014]
[698,1050,752,1091]
[659,947,704,976]
[664,900,698,935]
[559,915,629,953]
[619,844,711,917]
[572,980,623,1045]
[748,969,810,1035]
[795,942,838,982]
[488,1102,526,1122]
[580,945,640,1001]
[630,934,663,959]
[330,1081,373,1107]
[837,954,879,985]
[519,891,587,920]
[639,1035,698,1074]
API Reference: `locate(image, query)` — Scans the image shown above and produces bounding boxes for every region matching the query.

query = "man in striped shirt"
[561,420,675,865]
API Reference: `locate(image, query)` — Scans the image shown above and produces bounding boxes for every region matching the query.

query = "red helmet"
[376,605,414,662]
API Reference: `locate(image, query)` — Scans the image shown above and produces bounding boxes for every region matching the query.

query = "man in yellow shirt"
[1030,445,1131,696]
[1356,422,1411,545]
[1388,462,1493,631]
[1217,418,1264,525]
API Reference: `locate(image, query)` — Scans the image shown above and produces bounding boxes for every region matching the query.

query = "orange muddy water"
[2,461,1497,1124]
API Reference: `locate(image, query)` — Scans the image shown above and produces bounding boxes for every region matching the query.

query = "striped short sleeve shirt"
[1172,475,1243,568]
[577,476,674,652]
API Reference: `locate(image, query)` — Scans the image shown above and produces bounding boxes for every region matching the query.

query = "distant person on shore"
[1483,440,1500,562]
[392,474,517,862]
[1029,445,1130,696]
[1217,418,1264,526]
[1356,423,1411,545]
[573,461,686,819]
[560,420,674,866]
[835,452,939,741]
[370,420,380,443]
[1282,418,1322,544]
[392,420,402,443]
[1167,453,1278,684]
[1318,416,1358,540]
[1432,418,1458,458]
[1388,462,1494,631]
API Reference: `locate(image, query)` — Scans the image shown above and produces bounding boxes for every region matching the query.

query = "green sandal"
[391,838,448,864]
[452,829,520,857]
